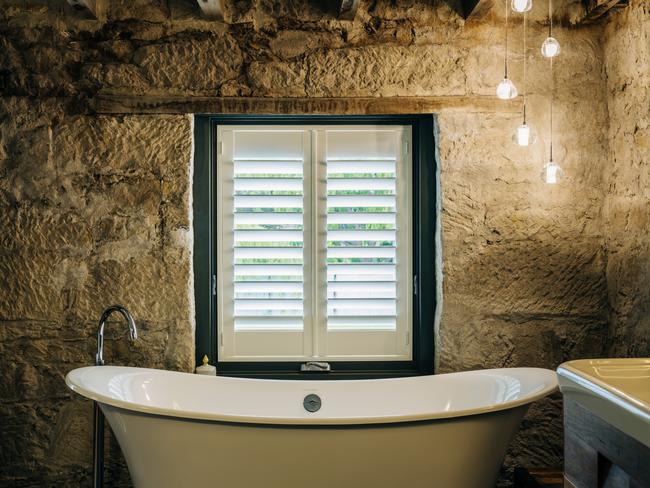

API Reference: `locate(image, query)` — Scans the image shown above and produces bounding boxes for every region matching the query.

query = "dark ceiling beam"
[579,0,628,23]
[460,0,493,20]
[339,0,360,20]
[66,0,107,20]
[196,0,224,19]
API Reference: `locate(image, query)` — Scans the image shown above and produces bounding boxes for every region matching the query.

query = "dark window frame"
[193,114,438,379]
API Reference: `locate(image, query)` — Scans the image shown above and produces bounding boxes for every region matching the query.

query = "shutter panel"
[218,129,311,359]
[324,128,412,358]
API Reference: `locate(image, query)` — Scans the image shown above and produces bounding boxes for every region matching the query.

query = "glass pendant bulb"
[542,161,563,184]
[541,37,561,58]
[496,78,518,100]
[512,123,537,146]
[511,0,532,13]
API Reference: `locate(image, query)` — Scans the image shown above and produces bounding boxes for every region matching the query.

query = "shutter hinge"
[405,331,410,346]
[413,275,418,295]
[404,140,409,155]
[220,332,224,347]
[218,141,223,155]
[212,274,217,296]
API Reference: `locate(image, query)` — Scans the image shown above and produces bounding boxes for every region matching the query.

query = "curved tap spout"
[96,305,138,366]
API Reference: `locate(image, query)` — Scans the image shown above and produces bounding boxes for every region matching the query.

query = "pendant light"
[511,0,532,13]
[541,0,560,58]
[513,12,536,146]
[496,0,518,100]
[542,57,563,183]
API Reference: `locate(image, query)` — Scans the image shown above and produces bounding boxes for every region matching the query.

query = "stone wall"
[602,0,650,358]
[0,100,195,486]
[0,1,613,486]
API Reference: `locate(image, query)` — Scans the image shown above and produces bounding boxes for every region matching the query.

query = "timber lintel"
[86,93,522,115]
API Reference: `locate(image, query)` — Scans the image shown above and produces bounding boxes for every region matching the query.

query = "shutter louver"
[326,131,400,332]
[231,133,305,333]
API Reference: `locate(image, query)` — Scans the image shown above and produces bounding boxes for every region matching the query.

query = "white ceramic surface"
[66,366,557,488]
[558,358,650,448]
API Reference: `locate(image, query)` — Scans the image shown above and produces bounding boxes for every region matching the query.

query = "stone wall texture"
[0,101,195,486]
[603,0,650,358]
[0,0,641,486]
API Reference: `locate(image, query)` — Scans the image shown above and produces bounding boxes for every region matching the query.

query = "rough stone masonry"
[0,0,647,486]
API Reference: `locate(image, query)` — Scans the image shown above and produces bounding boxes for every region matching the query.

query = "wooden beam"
[513,467,564,487]
[86,93,521,115]
[338,0,360,20]
[462,0,494,20]
[196,0,224,19]
[461,0,480,18]
[579,0,628,23]
[66,0,107,20]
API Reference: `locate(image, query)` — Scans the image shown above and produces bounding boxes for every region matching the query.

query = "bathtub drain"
[303,394,321,412]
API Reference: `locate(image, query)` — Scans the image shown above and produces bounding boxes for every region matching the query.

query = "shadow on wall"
[607,246,650,358]
[438,240,609,373]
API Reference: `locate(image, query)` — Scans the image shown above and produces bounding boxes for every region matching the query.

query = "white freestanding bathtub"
[66,366,557,488]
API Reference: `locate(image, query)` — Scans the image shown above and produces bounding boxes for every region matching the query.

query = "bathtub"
[66,366,557,488]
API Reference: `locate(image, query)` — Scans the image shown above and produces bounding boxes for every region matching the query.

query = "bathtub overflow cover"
[303,394,321,412]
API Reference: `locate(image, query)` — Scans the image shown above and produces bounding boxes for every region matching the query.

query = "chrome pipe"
[93,305,138,488]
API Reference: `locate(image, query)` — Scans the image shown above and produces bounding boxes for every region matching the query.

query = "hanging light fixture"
[541,37,561,58]
[511,0,532,13]
[496,0,518,100]
[541,0,560,58]
[513,11,537,146]
[542,57,563,183]
[542,160,563,183]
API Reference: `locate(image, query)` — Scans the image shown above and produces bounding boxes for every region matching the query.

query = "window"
[194,115,437,378]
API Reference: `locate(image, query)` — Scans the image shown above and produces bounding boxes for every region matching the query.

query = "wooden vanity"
[558,359,650,488]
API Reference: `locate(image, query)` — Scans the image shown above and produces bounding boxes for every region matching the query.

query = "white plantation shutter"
[218,128,312,359]
[323,129,411,358]
[217,125,411,361]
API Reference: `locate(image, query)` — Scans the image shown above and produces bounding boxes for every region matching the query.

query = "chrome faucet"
[95,305,138,366]
[93,305,138,488]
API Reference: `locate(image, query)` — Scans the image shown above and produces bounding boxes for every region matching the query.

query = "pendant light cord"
[548,0,555,162]
[550,56,554,162]
[523,11,527,122]
[504,0,509,78]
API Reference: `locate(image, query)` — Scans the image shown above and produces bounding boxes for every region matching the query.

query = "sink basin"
[557,358,650,448]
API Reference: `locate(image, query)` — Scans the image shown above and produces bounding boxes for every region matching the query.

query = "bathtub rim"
[99,400,532,430]
[66,366,558,426]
